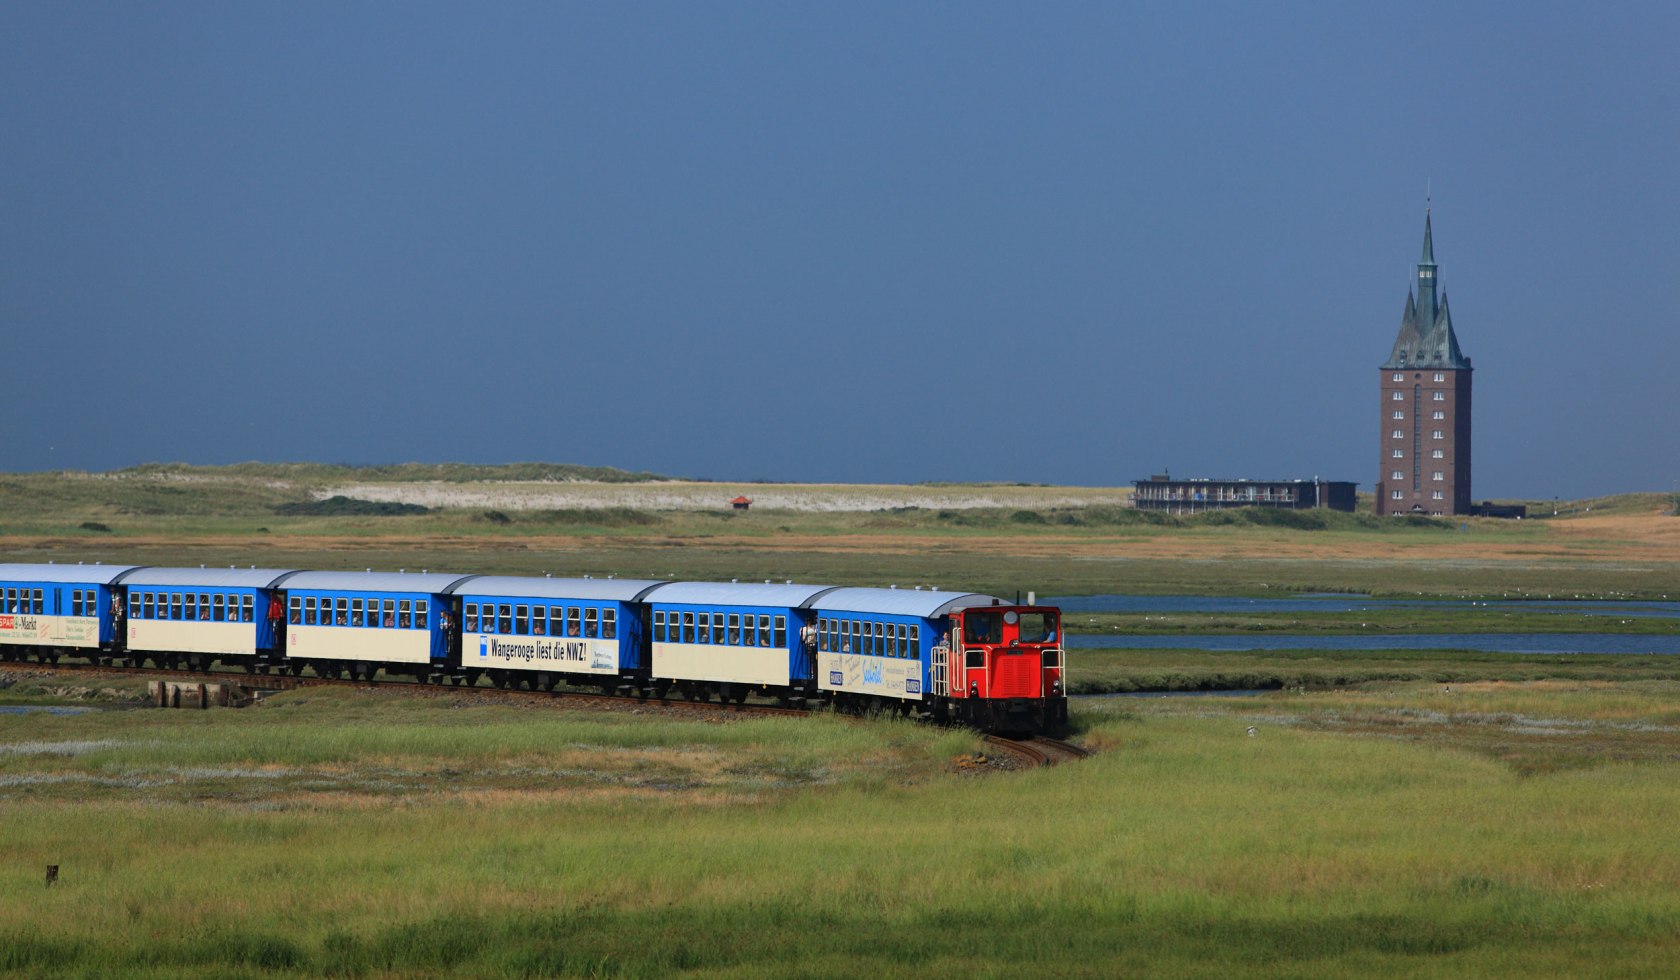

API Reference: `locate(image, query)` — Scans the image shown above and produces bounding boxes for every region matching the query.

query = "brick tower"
[1377,212,1472,516]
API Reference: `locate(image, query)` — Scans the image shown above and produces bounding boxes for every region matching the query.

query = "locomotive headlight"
[1051,678,1063,696]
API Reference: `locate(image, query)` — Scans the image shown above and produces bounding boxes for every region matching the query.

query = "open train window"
[727,613,740,644]
[497,604,511,634]
[303,596,316,625]
[415,600,428,629]
[463,603,478,632]
[350,598,364,627]
[697,612,711,644]
[515,604,529,635]
[531,606,546,635]
[382,599,395,627]
[586,607,600,639]
[395,600,409,629]
[678,611,692,643]
[186,593,199,621]
[603,608,616,639]
[243,595,254,623]
[213,594,226,622]
[334,598,348,626]
[290,596,302,624]
[567,607,581,637]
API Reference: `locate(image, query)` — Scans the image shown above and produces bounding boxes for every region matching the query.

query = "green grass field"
[5,678,1680,976]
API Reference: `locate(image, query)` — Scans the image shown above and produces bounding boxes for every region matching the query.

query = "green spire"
[1420,211,1435,264]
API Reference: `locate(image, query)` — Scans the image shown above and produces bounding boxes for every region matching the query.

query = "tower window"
[1392,391,1404,401]
[1391,490,1404,499]
[1432,430,1444,440]
[1392,373,1404,382]
[1433,373,1444,382]
[1392,449,1404,458]
[1432,449,1444,459]
[1432,392,1445,401]
[1432,491,1444,500]
[1432,471,1444,481]
[1433,411,1444,420]
[1391,471,1403,481]
[1392,429,1403,439]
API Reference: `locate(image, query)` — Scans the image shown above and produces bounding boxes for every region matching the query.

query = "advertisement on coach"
[471,634,618,673]
[818,651,924,700]
[0,614,96,647]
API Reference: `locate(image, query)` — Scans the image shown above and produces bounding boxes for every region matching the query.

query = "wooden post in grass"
[45,865,58,887]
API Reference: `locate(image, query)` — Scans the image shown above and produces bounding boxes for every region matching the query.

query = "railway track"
[7,662,1087,760]
[2,660,812,720]
[983,734,1091,768]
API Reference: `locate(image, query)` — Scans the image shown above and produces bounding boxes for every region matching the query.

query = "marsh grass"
[6,689,1680,974]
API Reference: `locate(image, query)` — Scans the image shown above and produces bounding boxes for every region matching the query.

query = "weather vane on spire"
[1426,178,1432,214]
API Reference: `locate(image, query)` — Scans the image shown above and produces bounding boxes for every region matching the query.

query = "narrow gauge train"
[0,562,1068,734]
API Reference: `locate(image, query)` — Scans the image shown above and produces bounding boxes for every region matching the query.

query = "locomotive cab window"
[963,612,1002,644]
[1017,612,1057,644]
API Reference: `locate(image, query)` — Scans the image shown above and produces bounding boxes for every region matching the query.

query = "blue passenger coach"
[641,581,838,701]
[446,576,666,690]
[279,571,472,681]
[0,563,138,662]
[119,567,297,671]
[811,587,997,714]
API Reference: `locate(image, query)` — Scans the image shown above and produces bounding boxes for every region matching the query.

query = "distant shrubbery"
[273,496,429,517]
[118,462,670,484]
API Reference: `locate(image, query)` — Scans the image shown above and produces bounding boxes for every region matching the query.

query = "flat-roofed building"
[1132,476,1356,514]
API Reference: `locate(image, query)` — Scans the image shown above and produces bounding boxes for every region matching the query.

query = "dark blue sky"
[5,3,1676,498]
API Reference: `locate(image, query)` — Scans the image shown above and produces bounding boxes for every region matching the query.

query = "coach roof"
[0,563,141,585]
[811,587,1002,618]
[641,581,839,608]
[447,576,667,602]
[116,567,299,589]
[273,570,476,594]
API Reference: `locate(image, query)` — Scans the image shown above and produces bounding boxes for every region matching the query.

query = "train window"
[335,598,349,626]
[185,593,198,621]
[350,598,364,627]
[910,624,920,655]
[586,607,600,639]
[398,600,412,629]
[602,608,617,639]
[966,649,985,669]
[415,600,427,629]
[33,589,43,614]
[874,621,884,656]
[463,603,478,632]
[71,591,83,617]
[851,620,862,654]
[243,595,255,623]
[1017,612,1055,644]
[758,615,771,648]
[897,624,908,658]
[289,596,302,624]
[697,612,711,644]
[515,605,529,635]
[774,615,786,649]
[568,607,582,637]
[963,612,1001,645]
[726,613,740,644]
[138,593,150,619]
[829,619,840,652]
[653,610,666,640]
[303,596,316,625]
[213,594,226,622]
[496,604,511,634]
[531,606,546,635]
[680,612,694,643]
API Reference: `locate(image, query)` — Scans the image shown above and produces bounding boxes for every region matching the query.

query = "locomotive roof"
[116,567,299,588]
[0,562,142,585]
[273,570,476,593]
[640,581,839,608]
[811,587,1003,618]
[446,576,667,602]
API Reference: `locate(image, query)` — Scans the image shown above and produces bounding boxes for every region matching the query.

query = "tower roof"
[1382,212,1471,371]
